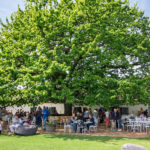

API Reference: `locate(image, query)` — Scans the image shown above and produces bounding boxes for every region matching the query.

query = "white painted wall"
[6,103,149,116]
[6,103,64,115]
[73,104,149,116]
[127,104,149,115]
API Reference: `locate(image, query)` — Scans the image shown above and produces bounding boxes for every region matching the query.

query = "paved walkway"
[38,125,149,138]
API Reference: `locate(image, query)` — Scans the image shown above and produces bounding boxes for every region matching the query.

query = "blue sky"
[0,0,24,22]
[0,0,150,23]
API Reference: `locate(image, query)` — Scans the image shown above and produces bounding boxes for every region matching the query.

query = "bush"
[46,120,57,126]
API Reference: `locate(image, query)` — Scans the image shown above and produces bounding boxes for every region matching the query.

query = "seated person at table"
[77,112,83,120]
[69,113,77,132]
[77,112,85,133]
[140,113,144,119]
[9,114,23,133]
[129,114,135,120]
[87,114,95,130]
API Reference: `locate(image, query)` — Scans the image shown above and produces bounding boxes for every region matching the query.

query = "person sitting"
[69,113,77,133]
[77,112,84,133]
[86,114,95,130]
[77,112,83,120]
[140,113,145,120]
[27,113,32,124]
[9,114,23,134]
[129,113,135,120]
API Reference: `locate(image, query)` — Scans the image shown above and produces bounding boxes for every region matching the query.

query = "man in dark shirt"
[69,113,77,132]
[117,108,122,131]
[86,114,95,130]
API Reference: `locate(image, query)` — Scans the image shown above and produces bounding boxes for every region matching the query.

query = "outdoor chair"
[64,124,73,133]
[143,123,150,133]
[89,119,98,133]
[122,123,125,131]
[77,120,86,133]
[132,122,142,132]
[121,144,148,150]
[127,122,134,132]
[89,125,98,133]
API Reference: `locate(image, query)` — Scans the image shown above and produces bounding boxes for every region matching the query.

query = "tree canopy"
[0,0,150,107]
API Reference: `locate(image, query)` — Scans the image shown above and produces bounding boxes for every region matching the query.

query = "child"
[110,110,116,132]
[0,121,2,135]
[111,120,115,132]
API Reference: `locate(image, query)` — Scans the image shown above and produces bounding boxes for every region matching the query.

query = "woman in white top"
[9,115,22,133]
[83,108,89,121]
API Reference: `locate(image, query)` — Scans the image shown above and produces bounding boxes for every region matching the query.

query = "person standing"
[144,109,148,118]
[0,121,2,135]
[42,106,49,130]
[46,107,50,117]
[99,107,105,123]
[114,108,118,129]
[83,108,89,122]
[117,108,122,131]
[36,107,42,126]
[110,109,115,132]
[105,109,110,128]
[93,109,98,125]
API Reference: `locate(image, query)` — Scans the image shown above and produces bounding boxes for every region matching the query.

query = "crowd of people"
[108,108,122,132]
[69,107,150,133]
[68,108,97,133]
[0,106,149,135]
[0,106,50,135]
[129,108,149,120]
[70,107,123,132]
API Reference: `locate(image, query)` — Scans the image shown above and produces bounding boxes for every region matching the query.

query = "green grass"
[0,134,150,150]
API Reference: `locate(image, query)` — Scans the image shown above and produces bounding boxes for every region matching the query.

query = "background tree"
[0,0,150,107]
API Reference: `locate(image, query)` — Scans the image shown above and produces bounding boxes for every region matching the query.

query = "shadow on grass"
[2,132,150,144]
[44,134,150,143]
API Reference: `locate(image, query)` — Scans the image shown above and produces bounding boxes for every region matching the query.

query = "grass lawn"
[0,134,150,150]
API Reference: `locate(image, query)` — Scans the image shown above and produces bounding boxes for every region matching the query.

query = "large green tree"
[0,0,150,107]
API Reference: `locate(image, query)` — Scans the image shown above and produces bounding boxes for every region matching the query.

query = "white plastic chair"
[64,124,73,133]
[127,122,134,132]
[132,122,142,132]
[89,119,98,133]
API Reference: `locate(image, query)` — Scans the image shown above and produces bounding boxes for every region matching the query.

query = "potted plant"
[46,120,57,132]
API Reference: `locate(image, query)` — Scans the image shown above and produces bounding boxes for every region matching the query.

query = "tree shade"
[0,0,150,107]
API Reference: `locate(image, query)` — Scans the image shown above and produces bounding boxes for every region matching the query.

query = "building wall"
[6,103,64,115]
[6,103,149,116]
[127,104,149,115]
